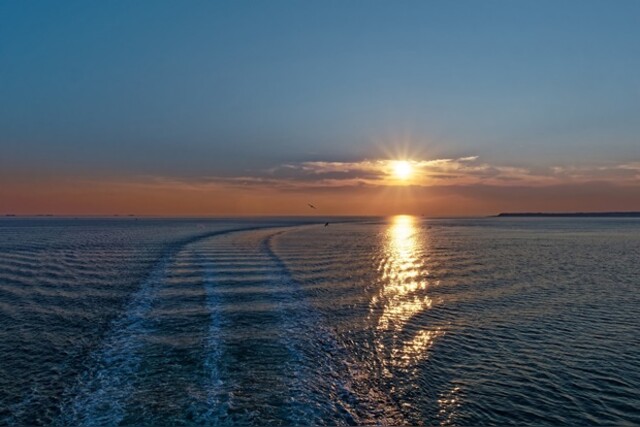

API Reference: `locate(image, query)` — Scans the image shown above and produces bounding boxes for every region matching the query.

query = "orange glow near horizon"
[3,171,640,217]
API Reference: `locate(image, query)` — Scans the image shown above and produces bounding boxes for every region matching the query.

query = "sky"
[1,0,639,216]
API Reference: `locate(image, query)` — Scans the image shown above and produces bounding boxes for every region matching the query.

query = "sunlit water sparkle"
[1,217,639,425]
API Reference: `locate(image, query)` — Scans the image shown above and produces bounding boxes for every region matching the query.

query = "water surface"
[1,217,639,425]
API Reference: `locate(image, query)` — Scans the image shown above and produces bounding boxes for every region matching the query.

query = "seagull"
[324,222,329,227]
[308,203,317,209]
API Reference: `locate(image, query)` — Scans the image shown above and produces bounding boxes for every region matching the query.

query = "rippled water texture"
[1,217,639,425]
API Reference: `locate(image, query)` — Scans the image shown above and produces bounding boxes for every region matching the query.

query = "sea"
[0,216,639,426]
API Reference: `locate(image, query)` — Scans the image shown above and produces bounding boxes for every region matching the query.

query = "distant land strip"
[495,212,640,218]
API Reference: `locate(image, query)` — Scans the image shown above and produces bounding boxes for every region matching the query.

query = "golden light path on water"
[370,215,459,422]
[371,215,443,375]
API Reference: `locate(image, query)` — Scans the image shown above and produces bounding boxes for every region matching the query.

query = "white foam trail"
[57,254,169,426]
[55,227,283,426]
[199,253,232,425]
[262,233,364,425]
[263,232,405,425]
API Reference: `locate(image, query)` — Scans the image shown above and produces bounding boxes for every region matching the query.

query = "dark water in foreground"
[1,217,639,426]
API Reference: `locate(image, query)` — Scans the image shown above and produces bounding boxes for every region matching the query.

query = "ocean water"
[1,216,639,426]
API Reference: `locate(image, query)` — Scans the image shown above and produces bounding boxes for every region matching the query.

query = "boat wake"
[55,225,401,426]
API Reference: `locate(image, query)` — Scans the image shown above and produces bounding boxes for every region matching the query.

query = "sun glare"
[392,160,413,180]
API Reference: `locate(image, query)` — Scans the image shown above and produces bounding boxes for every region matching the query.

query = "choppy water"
[1,216,639,426]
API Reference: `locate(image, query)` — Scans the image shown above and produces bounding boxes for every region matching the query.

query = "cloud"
[254,156,637,188]
[141,156,640,191]
[4,157,640,215]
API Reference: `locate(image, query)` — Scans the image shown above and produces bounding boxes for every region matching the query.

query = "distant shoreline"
[495,212,640,218]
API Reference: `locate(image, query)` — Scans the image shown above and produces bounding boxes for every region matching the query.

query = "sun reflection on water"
[438,385,462,425]
[372,215,442,371]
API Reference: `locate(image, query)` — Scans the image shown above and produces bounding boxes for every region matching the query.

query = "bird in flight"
[308,203,317,209]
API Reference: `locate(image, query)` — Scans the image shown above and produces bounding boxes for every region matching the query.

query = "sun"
[392,160,413,180]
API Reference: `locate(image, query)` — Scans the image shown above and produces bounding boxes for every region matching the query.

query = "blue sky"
[1,1,640,215]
